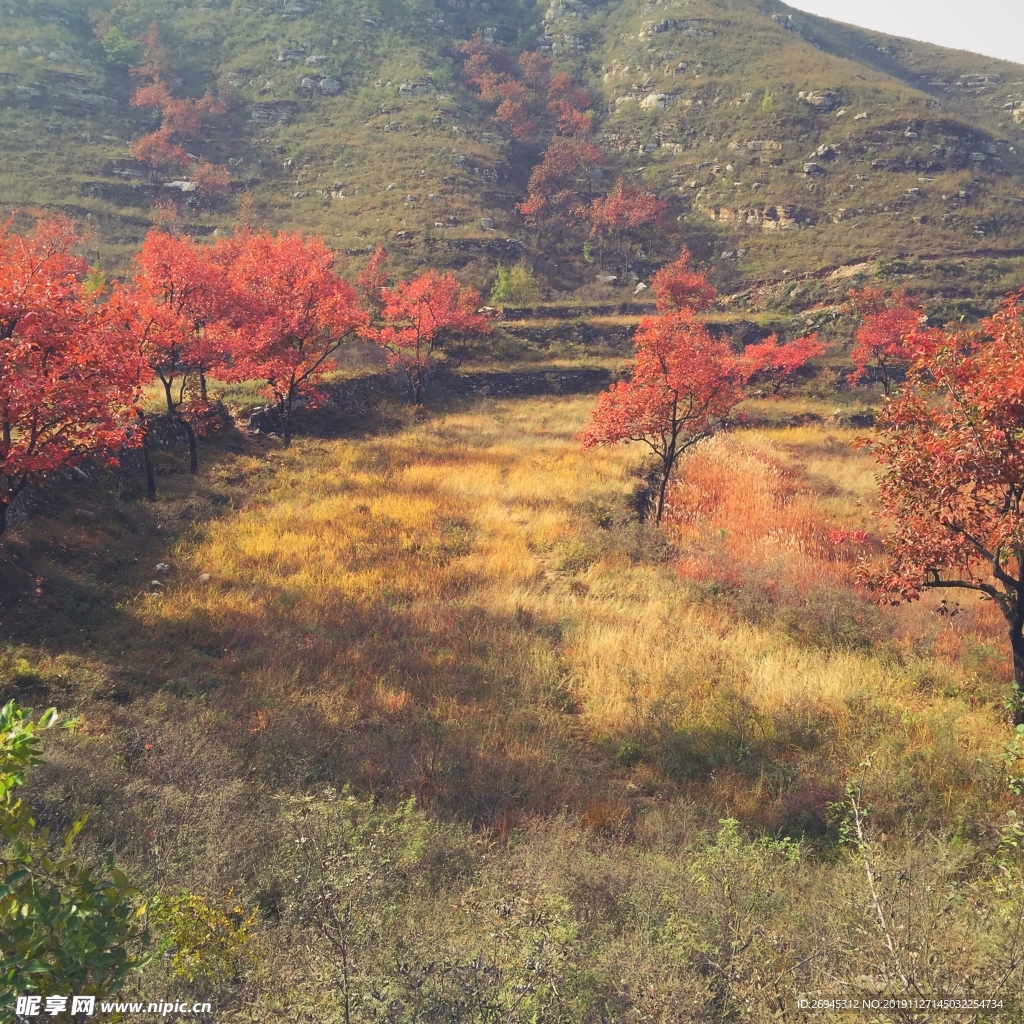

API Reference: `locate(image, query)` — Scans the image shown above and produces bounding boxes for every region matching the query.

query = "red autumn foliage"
[860,290,1024,722]
[132,23,171,83]
[545,70,593,134]
[494,98,535,141]
[129,25,228,188]
[578,310,750,522]
[650,248,717,313]
[368,271,489,403]
[191,159,231,201]
[517,136,607,224]
[114,231,234,473]
[846,287,923,394]
[227,231,367,446]
[744,333,827,394]
[460,41,607,232]
[668,436,877,607]
[518,51,552,88]
[0,218,144,534]
[129,125,190,179]
[587,179,667,266]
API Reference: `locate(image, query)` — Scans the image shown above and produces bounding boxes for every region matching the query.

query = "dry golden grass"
[75,398,1009,835]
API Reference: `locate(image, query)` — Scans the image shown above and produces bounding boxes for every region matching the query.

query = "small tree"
[117,230,233,474]
[369,271,489,404]
[229,231,367,445]
[1,701,146,1014]
[516,136,607,236]
[744,333,826,394]
[847,287,922,394]
[129,25,228,189]
[860,291,1024,724]
[191,160,231,204]
[489,263,541,307]
[578,310,749,522]
[587,179,667,268]
[129,125,190,183]
[0,218,143,535]
[651,248,717,313]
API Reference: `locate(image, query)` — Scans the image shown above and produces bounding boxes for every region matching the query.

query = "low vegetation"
[3,376,1024,1016]
[3,0,1024,1015]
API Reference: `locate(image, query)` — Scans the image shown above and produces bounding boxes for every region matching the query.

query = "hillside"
[1,0,1023,310]
[9,2,1024,1017]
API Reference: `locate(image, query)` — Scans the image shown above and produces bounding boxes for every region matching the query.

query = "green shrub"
[0,702,146,1014]
[490,263,542,306]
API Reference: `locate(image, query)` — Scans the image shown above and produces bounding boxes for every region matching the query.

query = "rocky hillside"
[1,0,1023,310]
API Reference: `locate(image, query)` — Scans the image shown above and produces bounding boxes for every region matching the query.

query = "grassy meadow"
[4,384,1024,1020]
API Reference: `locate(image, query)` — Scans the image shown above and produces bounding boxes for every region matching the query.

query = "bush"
[0,702,146,1014]
[490,263,542,306]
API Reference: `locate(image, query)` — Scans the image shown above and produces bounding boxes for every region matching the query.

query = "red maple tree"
[461,42,605,236]
[650,248,717,313]
[130,125,190,182]
[0,219,143,534]
[368,271,489,403]
[228,231,367,445]
[587,179,667,267]
[744,333,826,394]
[860,290,1024,723]
[578,310,749,522]
[847,287,922,394]
[191,160,231,203]
[517,136,607,230]
[116,231,233,474]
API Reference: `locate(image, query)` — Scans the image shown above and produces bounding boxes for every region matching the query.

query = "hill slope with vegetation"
[1,0,1024,308]
[6,1,1024,1020]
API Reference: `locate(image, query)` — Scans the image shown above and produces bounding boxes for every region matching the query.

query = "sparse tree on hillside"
[191,160,231,204]
[651,248,717,313]
[130,126,190,183]
[517,137,607,237]
[369,271,489,404]
[0,219,143,535]
[579,310,750,522]
[228,231,367,446]
[861,291,1024,724]
[587,179,667,268]
[847,287,922,394]
[744,333,826,394]
[129,25,228,191]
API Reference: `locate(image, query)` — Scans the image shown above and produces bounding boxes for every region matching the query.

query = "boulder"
[640,92,670,110]
[319,77,342,96]
[802,90,839,112]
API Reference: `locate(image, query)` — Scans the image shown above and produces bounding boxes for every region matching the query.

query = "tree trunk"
[283,393,293,448]
[1011,628,1024,728]
[654,456,673,523]
[0,499,6,538]
[181,417,198,475]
